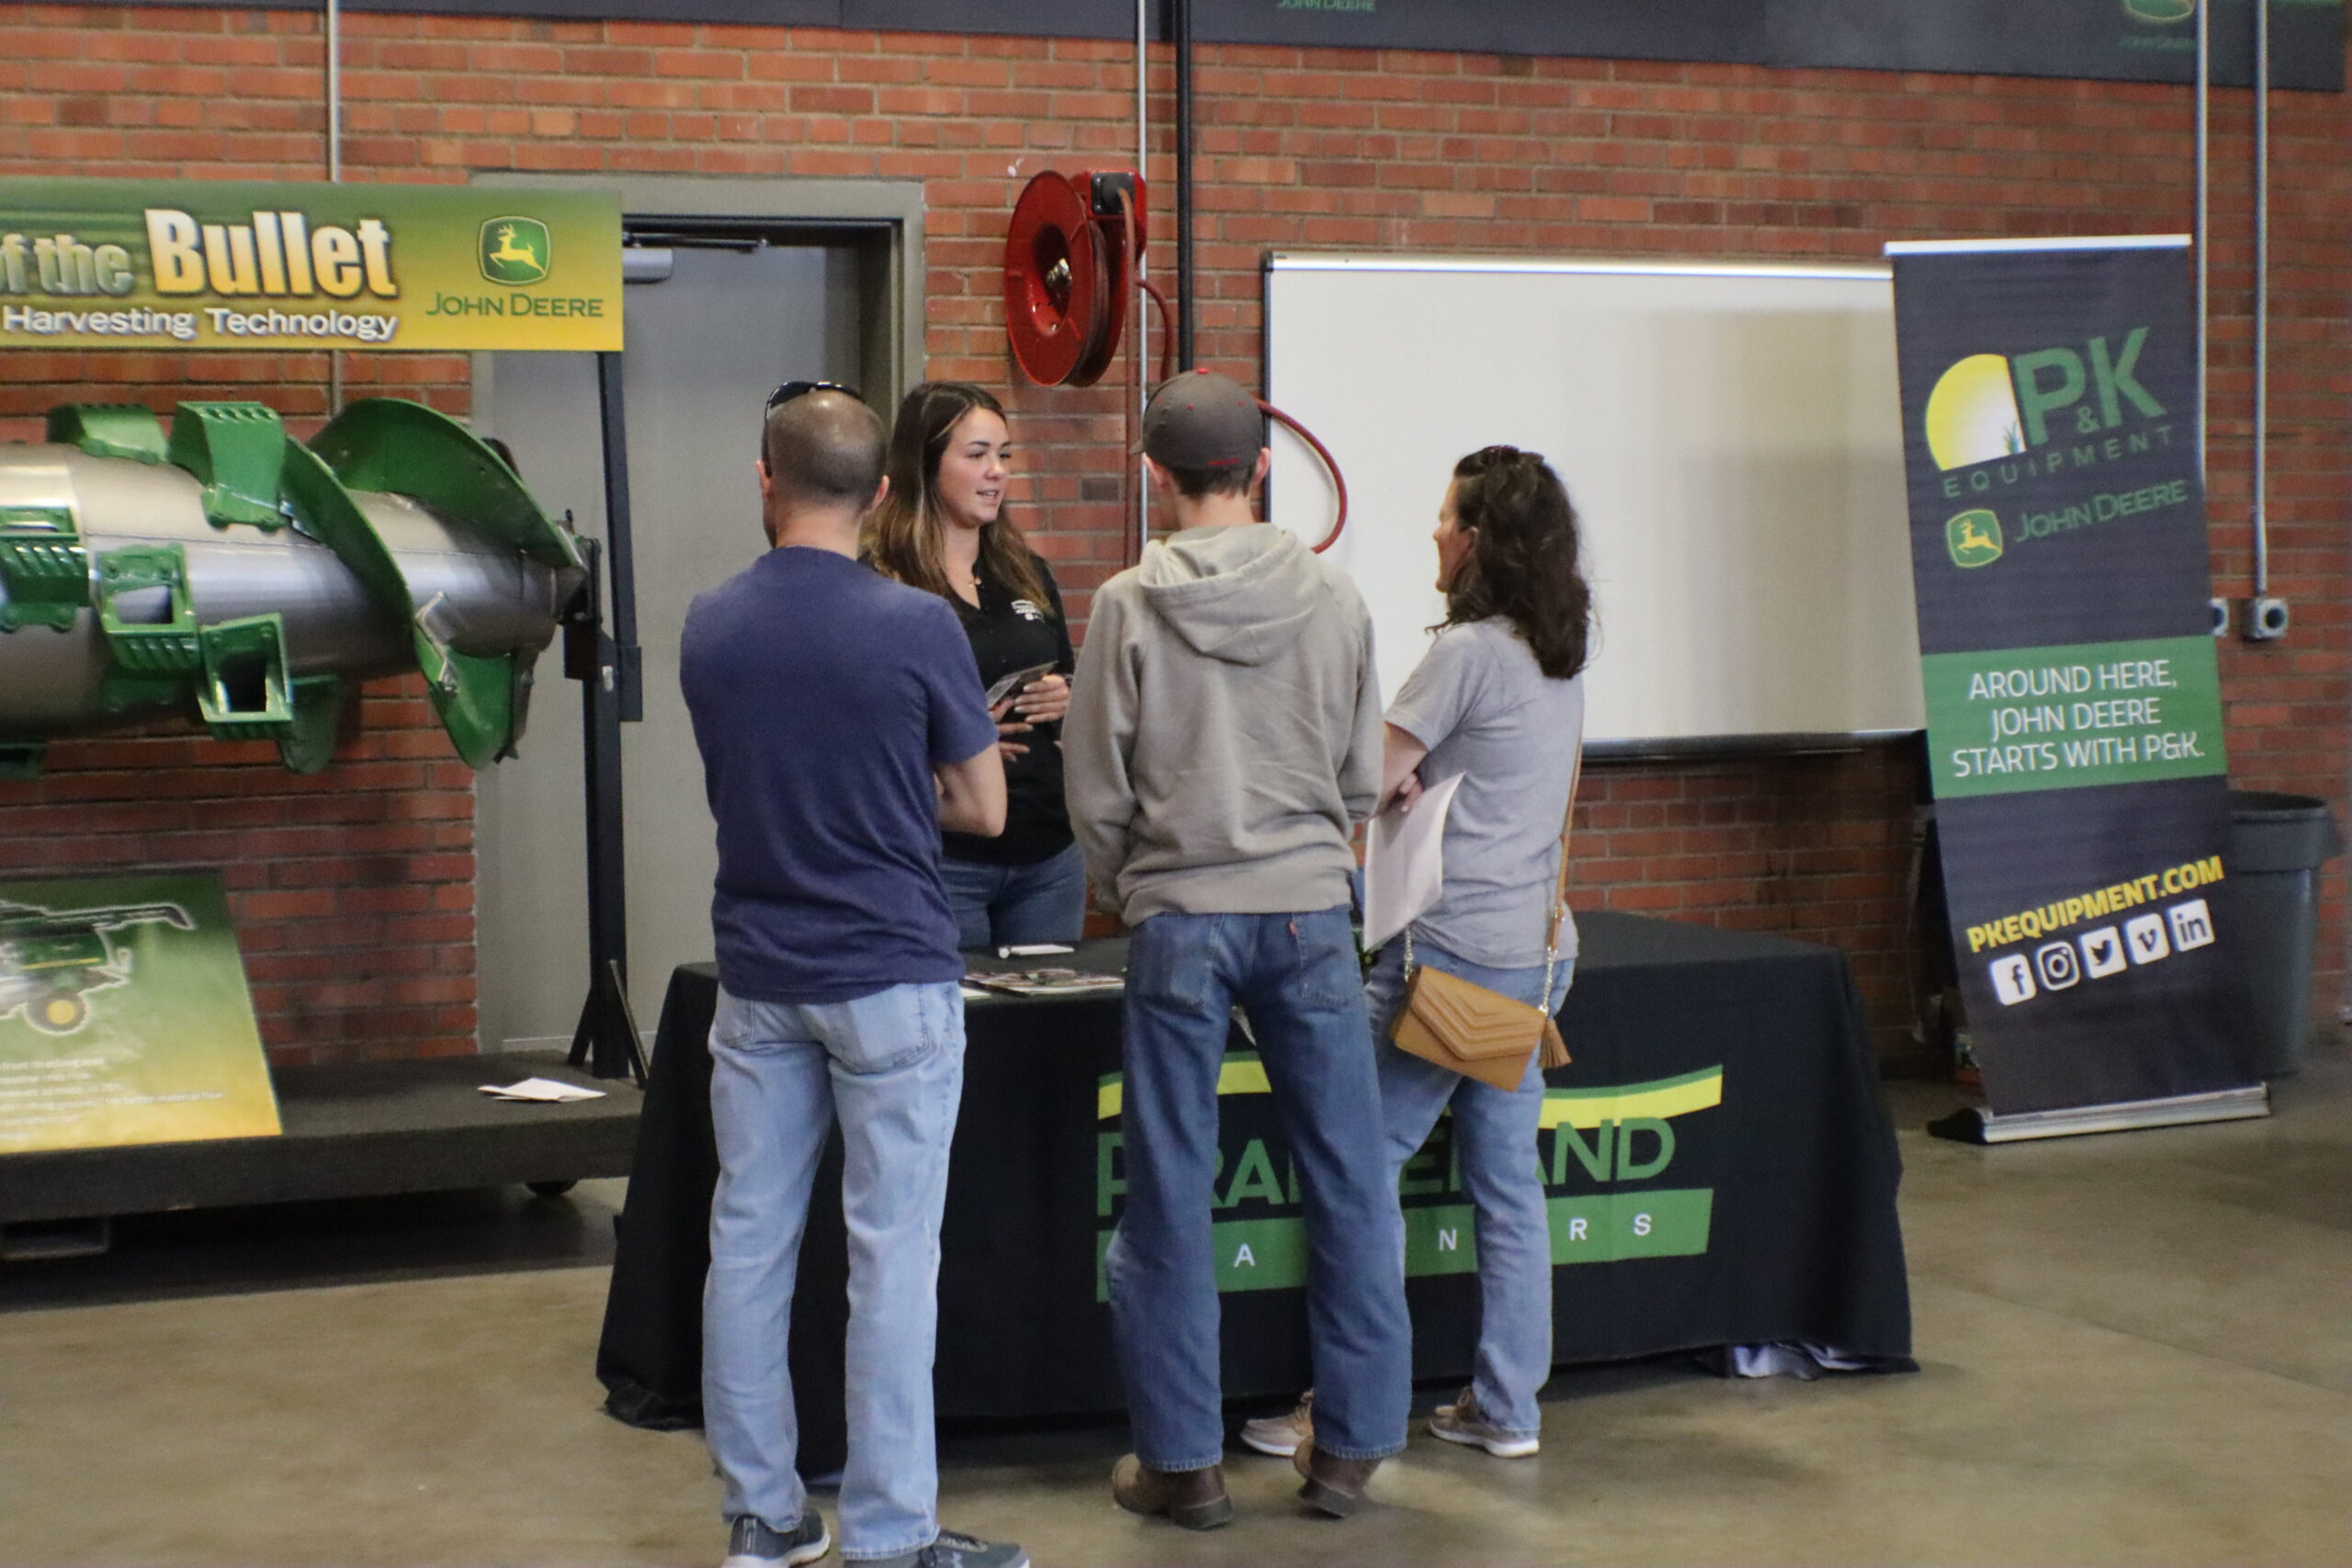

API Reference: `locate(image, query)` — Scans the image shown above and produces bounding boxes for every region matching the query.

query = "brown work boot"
[1292,1437,1381,1518]
[1110,1454,1235,1531]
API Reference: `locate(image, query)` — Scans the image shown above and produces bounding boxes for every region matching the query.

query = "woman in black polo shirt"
[867,381,1083,950]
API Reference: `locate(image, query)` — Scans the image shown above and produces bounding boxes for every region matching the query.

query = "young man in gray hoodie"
[1064,370,1410,1526]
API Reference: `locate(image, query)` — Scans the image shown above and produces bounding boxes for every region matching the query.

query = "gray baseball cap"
[1141,370,1265,471]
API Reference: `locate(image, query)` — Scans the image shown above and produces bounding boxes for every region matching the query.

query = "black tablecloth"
[597,914,1913,1469]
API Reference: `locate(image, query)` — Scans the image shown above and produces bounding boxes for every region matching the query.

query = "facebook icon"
[1988,953,2037,1006]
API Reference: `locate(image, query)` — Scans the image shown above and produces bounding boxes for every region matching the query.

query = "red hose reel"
[1002,168,1347,551]
[1003,170,1144,389]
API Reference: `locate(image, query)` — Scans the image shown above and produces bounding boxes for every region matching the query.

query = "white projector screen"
[1262,255,1926,753]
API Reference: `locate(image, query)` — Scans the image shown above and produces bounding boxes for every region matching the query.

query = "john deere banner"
[0,178,621,353]
[1888,235,2259,1125]
[0,873,280,1155]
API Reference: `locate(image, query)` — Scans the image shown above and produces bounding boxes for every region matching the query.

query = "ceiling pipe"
[1172,0,1195,373]
[2193,0,2208,475]
[325,0,345,416]
[1136,0,1152,555]
[2251,0,2270,601]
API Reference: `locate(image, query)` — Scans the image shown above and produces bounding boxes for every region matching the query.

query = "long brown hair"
[1441,446,1593,680]
[865,381,1054,612]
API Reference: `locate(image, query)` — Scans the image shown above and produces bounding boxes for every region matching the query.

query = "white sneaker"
[1429,1387,1540,1459]
[1238,1391,1313,1457]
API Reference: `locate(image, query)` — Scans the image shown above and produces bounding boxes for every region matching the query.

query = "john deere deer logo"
[479,217,551,286]
[1946,509,2005,569]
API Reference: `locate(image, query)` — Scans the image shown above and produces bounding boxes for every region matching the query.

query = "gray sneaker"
[721,1509,831,1567]
[863,1528,1027,1568]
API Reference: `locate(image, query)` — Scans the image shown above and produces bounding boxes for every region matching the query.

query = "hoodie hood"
[1136,524,1323,666]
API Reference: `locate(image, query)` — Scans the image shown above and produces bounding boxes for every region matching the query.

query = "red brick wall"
[5,6,2345,1066]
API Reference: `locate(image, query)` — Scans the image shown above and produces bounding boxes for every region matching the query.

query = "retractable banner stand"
[1886,235,2267,1143]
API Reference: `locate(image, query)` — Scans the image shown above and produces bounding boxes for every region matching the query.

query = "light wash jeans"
[1367,935,1574,1440]
[703,981,966,1562]
[939,840,1087,951]
[1106,907,1412,1469]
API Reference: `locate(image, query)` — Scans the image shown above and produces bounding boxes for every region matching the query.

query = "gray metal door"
[475,242,865,1053]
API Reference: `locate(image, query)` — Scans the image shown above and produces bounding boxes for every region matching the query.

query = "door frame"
[464,173,926,1053]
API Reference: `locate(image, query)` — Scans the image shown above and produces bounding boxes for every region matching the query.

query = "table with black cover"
[597,913,1912,1470]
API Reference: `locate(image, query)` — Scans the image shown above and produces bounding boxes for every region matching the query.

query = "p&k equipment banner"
[1886,235,2259,1122]
[0,178,621,354]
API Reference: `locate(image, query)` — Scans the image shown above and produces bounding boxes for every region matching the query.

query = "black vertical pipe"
[578,544,628,1001]
[565,532,636,1080]
[1172,0,1195,371]
[596,350,644,723]
[570,349,646,1082]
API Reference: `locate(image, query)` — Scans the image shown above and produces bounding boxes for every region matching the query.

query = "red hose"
[1138,276,1178,384]
[1258,400,1348,553]
[1109,180,1343,552]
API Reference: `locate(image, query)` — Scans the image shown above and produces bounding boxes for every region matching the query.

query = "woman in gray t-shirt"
[1383,446,1590,1456]
[1242,446,1591,1464]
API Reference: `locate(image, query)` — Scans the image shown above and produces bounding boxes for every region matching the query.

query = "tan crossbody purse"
[1388,754,1581,1092]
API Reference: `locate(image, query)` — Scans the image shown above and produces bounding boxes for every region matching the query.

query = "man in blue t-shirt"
[680,386,1020,1568]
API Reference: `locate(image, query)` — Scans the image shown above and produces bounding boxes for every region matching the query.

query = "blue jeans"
[1367,936,1574,1440]
[1106,907,1412,1469]
[940,841,1086,951]
[703,982,966,1562]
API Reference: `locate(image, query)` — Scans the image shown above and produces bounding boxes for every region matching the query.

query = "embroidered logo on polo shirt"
[1011,599,1046,622]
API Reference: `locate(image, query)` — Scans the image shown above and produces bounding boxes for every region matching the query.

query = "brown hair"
[864,381,1053,612]
[1440,446,1593,680]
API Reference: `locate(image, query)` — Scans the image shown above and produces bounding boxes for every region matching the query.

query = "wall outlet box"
[2242,596,2290,641]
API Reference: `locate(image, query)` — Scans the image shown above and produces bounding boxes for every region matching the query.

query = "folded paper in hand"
[1362,771,1464,952]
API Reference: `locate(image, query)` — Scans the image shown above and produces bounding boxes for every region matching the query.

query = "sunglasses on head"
[766,379,863,412]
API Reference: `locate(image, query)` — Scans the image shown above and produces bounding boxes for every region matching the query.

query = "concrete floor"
[3,1050,2346,1568]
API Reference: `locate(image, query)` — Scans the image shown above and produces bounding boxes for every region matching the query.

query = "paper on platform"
[479,1077,605,1103]
[1362,771,1464,952]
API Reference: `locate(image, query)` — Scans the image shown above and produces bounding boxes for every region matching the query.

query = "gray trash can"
[2225,790,2345,1077]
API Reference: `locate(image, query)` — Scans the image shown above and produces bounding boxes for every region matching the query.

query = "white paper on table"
[479,1077,605,1103]
[1361,771,1464,953]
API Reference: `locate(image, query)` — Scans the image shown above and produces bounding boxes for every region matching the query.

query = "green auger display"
[0,399,585,774]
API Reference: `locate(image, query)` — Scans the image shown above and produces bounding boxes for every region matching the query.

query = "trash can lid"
[2228,789,2335,821]
[2227,790,2345,871]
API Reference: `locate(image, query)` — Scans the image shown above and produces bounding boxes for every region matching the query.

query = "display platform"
[597,914,1915,1464]
[0,1050,639,1229]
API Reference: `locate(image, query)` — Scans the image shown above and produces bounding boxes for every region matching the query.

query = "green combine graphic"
[0,899,193,1035]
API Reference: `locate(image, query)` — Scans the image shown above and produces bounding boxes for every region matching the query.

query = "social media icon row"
[1987,897,2215,1006]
